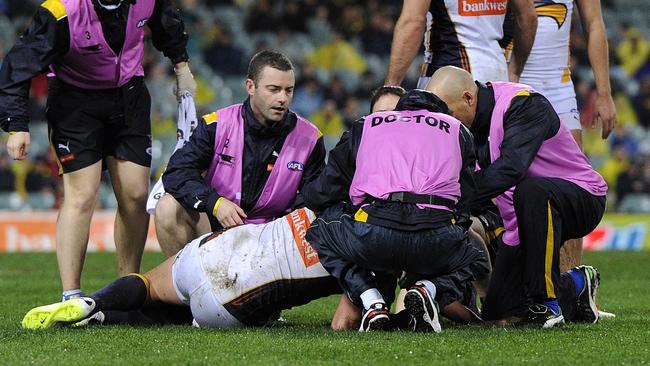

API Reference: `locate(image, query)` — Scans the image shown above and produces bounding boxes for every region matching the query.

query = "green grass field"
[1,251,649,365]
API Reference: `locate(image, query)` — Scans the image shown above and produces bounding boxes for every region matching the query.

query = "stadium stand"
[1,0,650,212]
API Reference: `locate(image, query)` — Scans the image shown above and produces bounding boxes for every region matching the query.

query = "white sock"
[62,289,84,301]
[417,280,437,300]
[360,288,384,310]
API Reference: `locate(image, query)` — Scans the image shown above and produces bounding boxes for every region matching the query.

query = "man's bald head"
[425,66,479,127]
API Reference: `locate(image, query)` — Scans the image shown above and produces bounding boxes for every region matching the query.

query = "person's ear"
[463,90,474,107]
[245,78,255,96]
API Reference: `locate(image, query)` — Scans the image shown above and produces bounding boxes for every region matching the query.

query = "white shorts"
[172,235,243,329]
[554,97,581,131]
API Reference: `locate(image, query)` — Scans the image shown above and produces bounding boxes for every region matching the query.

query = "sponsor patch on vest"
[287,208,319,267]
[286,161,304,171]
[459,0,507,16]
[136,18,148,28]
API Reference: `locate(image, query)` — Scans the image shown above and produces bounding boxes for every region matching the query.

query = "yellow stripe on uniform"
[41,0,67,20]
[354,208,368,223]
[202,111,218,124]
[545,201,556,299]
[561,67,571,83]
[48,129,64,175]
[535,3,568,29]
[515,90,531,98]
[129,273,151,298]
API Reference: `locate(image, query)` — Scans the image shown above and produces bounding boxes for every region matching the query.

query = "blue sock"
[568,269,585,296]
[544,300,560,315]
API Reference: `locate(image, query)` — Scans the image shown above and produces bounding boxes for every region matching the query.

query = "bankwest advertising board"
[0,211,648,252]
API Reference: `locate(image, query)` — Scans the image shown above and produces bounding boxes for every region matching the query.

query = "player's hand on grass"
[593,93,616,139]
[214,197,247,228]
[7,131,31,160]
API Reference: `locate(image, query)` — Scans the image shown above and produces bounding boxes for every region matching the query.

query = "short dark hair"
[246,50,294,84]
[370,85,406,111]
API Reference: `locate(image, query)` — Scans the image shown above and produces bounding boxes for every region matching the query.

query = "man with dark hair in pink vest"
[0,0,195,301]
[156,50,326,257]
[427,66,607,328]
[303,89,489,332]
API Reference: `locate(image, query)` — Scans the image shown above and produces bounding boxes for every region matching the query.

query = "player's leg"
[155,194,211,256]
[106,79,155,273]
[402,226,487,332]
[22,256,179,330]
[47,82,106,299]
[513,178,566,328]
[480,242,528,324]
[548,178,606,324]
[56,162,103,295]
[560,128,584,273]
[107,158,150,276]
[306,206,391,331]
[561,105,583,271]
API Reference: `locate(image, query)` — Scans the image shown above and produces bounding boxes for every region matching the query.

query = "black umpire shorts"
[46,76,152,174]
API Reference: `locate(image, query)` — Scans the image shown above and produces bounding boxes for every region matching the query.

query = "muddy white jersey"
[172,208,339,327]
[197,208,329,304]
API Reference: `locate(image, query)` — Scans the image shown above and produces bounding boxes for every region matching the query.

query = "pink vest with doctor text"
[350,109,463,211]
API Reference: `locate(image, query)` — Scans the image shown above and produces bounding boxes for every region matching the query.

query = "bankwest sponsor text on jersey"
[459,0,508,16]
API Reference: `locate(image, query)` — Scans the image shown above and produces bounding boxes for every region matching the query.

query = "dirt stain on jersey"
[205,264,238,290]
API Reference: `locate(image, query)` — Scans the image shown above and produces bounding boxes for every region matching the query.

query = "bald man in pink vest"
[156,51,325,256]
[427,66,607,328]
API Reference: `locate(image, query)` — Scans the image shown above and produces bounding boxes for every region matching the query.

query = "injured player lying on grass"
[21,208,608,331]
[22,207,487,332]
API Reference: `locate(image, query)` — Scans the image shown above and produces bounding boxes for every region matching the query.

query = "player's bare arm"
[508,0,537,82]
[576,0,616,139]
[385,0,431,85]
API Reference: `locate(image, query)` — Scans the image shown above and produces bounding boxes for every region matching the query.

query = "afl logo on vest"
[287,161,304,171]
[136,18,148,28]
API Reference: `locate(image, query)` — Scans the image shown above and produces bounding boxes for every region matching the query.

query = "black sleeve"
[0,7,69,132]
[300,136,326,188]
[291,135,326,209]
[456,126,477,229]
[303,123,362,213]
[148,0,189,64]
[473,93,559,202]
[162,119,220,214]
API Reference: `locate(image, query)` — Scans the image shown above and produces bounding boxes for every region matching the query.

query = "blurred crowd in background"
[1,0,650,213]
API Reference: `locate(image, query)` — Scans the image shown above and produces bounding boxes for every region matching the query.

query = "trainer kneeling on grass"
[154,50,325,257]
[426,66,608,328]
[303,89,489,332]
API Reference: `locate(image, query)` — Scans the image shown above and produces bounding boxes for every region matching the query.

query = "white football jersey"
[197,208,330,304]
[421,0,509,82]
[519,0,577,110]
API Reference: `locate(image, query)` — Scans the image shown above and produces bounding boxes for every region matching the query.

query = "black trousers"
[306,204,488,308]
[482,177,605,320]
